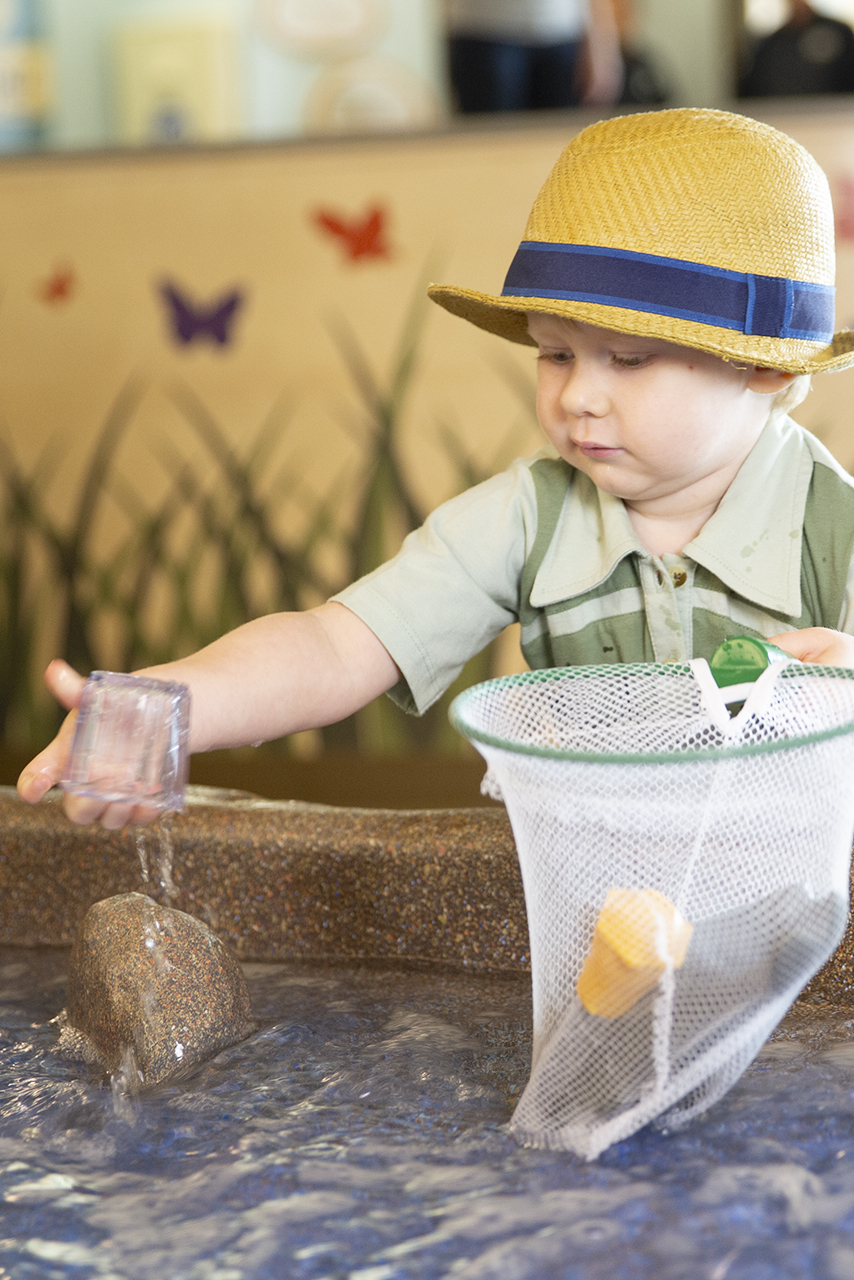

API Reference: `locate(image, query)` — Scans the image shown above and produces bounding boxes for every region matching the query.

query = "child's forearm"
[137,602,400,753]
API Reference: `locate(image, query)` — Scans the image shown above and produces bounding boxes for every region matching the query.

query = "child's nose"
[558,364,608,417]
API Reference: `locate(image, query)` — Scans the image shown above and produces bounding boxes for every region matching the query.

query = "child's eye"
[612,353,652,368]
[537,349,573,364]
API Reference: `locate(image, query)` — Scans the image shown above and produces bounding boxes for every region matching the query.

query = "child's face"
[528,314,789,515]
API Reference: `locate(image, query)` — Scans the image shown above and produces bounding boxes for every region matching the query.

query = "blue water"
[3,951,854,1279]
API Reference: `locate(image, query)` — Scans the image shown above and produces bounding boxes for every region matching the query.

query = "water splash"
[155,813,178,906]
[111,816,181,1111]
[110,1044,141,1120]
[137,817,177,1025]
[134,818,178,906]
[141,898,171,976]
[135,829,149,886]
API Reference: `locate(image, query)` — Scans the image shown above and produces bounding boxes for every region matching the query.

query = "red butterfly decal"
[312,204,392,262]
[38,264,76,305]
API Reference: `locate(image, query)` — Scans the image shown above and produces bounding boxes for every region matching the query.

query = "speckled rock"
[65,892,255,1086]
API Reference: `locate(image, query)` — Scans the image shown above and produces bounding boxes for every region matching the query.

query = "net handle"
[689,656,793,737]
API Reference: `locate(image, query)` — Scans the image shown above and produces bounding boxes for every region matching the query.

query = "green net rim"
[449,662,854,766]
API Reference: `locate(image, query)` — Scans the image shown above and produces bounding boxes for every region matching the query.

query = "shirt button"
[670,569,688,588]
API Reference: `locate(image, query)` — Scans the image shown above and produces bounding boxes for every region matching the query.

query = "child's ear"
[745,366,797,395]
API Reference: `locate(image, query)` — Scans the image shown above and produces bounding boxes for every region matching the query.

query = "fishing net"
[451,660,854,1159]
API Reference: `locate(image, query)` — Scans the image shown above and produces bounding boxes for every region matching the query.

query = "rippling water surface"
[3,950,854,1278]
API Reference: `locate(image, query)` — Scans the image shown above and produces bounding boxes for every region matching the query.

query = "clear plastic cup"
[61,671,190,811]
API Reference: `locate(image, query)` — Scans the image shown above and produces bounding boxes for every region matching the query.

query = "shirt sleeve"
[331,457,541,714]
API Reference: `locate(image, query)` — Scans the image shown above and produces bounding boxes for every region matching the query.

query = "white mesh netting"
[451,661,854,1159]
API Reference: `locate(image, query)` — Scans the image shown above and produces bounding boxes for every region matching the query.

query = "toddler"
[18,107,854,826]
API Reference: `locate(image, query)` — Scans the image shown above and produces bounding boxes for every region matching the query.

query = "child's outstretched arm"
[17,602,400,827]
[770,627,854,668]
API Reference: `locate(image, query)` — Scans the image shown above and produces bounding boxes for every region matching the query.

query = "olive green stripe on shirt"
[522,586,804,655]
[520,582,796,669]
[517,455,578,616]
[690,606,794,662]
[523,610,655,668]
[520,587,644,647]
[800,459,854,630]
[691,589,798,639]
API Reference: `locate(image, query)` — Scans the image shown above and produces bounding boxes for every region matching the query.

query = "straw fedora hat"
[429,108,854,374]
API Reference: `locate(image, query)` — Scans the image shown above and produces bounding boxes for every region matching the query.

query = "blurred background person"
[612,0,669,105]
[740,0,854,96]
[445,0,623,113]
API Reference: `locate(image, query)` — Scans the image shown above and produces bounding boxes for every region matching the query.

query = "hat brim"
[428,283,854,375]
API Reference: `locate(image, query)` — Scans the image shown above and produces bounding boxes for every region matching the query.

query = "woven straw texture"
[452,662,854,1157]
[430,109,854,373]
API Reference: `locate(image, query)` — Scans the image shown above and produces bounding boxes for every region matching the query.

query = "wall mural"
[312,203,392,262]
[36,263,75,306]
[1,109,854,761]
[158,282,247,348]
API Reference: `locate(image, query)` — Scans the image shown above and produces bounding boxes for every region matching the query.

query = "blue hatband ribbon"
[502,242,834,343]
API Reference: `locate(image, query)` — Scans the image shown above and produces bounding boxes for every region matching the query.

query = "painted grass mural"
[0,282,536,754]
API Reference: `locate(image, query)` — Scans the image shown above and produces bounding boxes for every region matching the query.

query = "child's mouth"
[573,442,622,459]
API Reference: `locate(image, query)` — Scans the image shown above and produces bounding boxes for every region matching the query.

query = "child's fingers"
[93,800,136,831]
[61,792,111,826]
[768,629,824,661]
[128,802,167,828]
[16,758,61,804]
[17,661,87,806]
[59,794,162,829]
[44,659,86,711]
[769,628,854,668]
[16,707,78,804]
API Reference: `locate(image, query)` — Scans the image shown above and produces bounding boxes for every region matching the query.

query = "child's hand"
[17,659,82,804]
[769,628,854,669]
[16,660,160,829]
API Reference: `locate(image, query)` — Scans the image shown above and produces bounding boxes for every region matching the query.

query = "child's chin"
[570,458,633,495]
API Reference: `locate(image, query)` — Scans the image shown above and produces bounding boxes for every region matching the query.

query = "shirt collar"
[686,415,811,616]
[530,416,812,616]
[529,467,642,607]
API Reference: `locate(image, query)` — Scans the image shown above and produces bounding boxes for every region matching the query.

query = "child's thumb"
[44,659,86,710]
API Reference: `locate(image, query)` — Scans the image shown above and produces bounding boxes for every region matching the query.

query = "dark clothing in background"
[448,35,583,111]
[618,46,669,105]
[741,14,854,97]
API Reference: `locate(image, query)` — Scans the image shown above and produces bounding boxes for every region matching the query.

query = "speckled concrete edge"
[0,786,529,971]
[0,784,852,996]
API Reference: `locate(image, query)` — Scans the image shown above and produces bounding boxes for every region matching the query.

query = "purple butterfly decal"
[158,280,245,347]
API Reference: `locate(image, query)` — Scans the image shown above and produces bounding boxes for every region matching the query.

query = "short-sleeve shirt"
[332,416,854,715]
